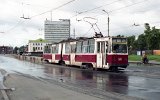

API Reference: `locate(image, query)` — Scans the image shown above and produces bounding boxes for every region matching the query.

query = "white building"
[28,38,50,52]
[44,19,70,43]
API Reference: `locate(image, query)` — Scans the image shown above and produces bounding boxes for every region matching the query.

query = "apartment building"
[44,19,70,43]
[28,38,50,52]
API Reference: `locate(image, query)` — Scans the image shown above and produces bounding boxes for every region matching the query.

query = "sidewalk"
[4,74,103,100]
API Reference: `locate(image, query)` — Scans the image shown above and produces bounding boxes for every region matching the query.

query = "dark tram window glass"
[97,42,100,53]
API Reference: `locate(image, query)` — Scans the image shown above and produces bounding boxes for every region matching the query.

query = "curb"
[129,61,160,65]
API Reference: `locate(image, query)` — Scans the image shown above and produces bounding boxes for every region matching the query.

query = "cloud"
[0,0,159,46]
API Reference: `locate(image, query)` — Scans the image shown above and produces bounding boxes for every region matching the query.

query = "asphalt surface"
[0,55,160,100]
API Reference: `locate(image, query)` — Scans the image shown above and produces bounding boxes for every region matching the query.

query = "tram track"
[39,75,143,100]
[10,68,144,100]
[2,55,160,100]
[39,63,160,100]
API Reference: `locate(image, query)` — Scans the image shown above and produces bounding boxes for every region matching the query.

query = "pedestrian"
[142,53,148,64]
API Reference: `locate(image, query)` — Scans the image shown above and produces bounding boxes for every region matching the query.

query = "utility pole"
[102,10,110,37]
[73,28,75,39]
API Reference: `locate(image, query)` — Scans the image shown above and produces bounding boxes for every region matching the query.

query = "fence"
[153,50,160,55]
[129,50,153,55]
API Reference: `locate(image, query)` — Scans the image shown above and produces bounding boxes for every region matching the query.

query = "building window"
[33,47,36,52]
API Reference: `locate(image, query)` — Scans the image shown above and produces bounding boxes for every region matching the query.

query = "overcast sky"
[0,0,159,47]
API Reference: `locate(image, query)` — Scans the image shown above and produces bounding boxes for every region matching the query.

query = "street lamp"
[102,10,110,37]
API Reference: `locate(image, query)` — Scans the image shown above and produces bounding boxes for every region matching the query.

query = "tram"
[43,36,128,71]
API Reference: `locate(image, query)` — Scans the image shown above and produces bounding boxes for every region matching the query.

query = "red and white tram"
[43,36,128,71]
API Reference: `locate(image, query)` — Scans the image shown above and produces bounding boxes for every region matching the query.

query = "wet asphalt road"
[0,55,160,100]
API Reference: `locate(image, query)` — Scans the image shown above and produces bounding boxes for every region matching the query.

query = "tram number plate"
[118,58,122,61]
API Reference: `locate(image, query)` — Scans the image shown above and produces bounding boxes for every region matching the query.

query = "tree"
[13,47,19,54]
[117,35,124,37]
[127,23,160,52]
[144,23,151,31]
[127,35,136,50]
[144,23,160,50]
[137,34,147,50]
[144,23,151,50]
[149,27,160,49]
[19,46,25,53]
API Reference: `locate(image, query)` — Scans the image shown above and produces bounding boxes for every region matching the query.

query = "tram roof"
[52,36,127,44]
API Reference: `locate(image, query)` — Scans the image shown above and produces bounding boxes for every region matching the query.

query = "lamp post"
[102,10,110,37]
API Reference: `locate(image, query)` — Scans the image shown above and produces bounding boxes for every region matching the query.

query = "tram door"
[70,43,76,65]
[96,41,107,68]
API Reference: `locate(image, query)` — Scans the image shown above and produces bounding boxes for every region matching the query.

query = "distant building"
[0,46,13,54]
[44,19,70,43]
[28,38,50,52]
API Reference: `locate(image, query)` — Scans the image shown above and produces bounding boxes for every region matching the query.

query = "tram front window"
[112,44,127,53]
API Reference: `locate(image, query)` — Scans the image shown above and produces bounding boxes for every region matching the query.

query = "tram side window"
[44,46,51,53]
[97,42,100,53]
[52,45,58,53]
[88,39,95,53]
[71,44,76,53]
[55,45,59,53]
[82,41,88,53]
[112,44,127,53]
[65,43,70,53]
[52,46,56,53]
[106,42,108,53]
[76,41,82,53]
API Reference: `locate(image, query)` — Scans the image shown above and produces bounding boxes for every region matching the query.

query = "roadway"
[0,55,160,100]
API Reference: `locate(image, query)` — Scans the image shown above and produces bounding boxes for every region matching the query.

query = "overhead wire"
[92,0,150,35]
[109,0,149,13]
[81,26,94,37]
[100,20,160,36]
[70,0,149,20]
[93,0,149,18]
[4,0,151,36]
[5,20,25,33]
[30,0,76,19]
[71,0,150,36]
[70,0,123,18]
[4,0,76,33]
[70,0,125,36]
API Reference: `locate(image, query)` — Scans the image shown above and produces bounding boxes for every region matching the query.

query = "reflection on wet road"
[0,55,160,100]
